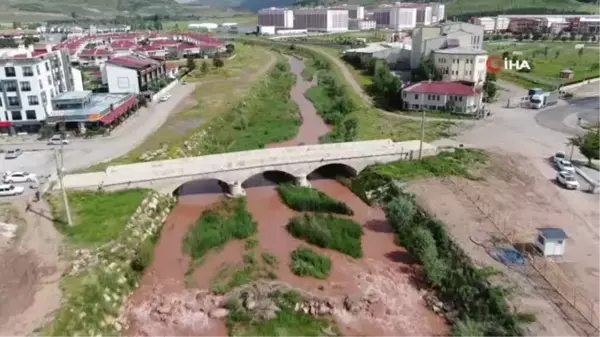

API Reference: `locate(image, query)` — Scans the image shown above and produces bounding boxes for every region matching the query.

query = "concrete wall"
[106,64,139,94]
[58,139,438,194]
[151,79,178,101]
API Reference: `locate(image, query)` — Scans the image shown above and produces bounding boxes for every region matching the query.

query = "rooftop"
[434,47,487,55]
[49,93,136,124]
[53,90,93,101]
[107,55,161,70]
[537,227,568,240]
[405,81,479,96]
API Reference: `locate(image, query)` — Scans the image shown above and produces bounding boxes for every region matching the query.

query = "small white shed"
[535,227,567,257]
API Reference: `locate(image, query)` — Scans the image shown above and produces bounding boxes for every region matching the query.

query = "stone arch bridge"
[59,139,437,196]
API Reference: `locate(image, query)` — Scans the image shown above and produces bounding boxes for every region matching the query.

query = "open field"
[185,44,268,82]
[163,15,257,31]
[485,41,600,89]
[82,45,274,172]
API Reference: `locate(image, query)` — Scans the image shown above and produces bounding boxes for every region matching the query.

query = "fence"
[443,176,600,330]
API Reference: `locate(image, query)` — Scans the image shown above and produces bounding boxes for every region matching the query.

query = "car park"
[0,184,24,196]
[47,135,69,145]
[4,149,23,159]
[556,159,575,173]
[3,171,37,183]
[556,171,580,190]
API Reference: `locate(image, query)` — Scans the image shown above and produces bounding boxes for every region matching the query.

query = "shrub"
[277,184,353,215]
[183,198,257,260]
[290,246,331,279]
[286,214,363,258]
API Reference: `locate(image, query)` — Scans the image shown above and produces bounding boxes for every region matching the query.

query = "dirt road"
[0,199,64,335]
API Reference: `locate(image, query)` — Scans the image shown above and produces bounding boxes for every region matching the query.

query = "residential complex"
[258,7,295,29]
[433,47,488,84]
[0,44,83,134]
[293,8,350,33]
[372,2,445,30]
[103,55,167,94]
[469,14,600,34]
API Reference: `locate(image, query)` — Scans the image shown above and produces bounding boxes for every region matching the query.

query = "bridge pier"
[227,181,246,198]
[295,175,311,187]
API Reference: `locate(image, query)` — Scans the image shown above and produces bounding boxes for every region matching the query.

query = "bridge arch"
[241,170,297,189]
[308,162,359,180]
[172,178,230,197]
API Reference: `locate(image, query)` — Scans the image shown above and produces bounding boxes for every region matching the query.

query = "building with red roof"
[103,54,167,94]
[78,48,114,66]
[401,81,483,114]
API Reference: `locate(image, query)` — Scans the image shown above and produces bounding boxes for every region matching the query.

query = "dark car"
[4,149,22,159]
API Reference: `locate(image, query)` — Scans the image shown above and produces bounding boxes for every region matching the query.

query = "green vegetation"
[226,289,339,336]
[211,238,278,294]
[290,246,332,279]
[184,44,264,82]
[380,185,531,336]
[485,42,600,89]
[183,198,257,260]
[568,129,600,164]
[287,214,363,258]
[48,189,149,246]
[347,149,488,203]
[277,183,353,215]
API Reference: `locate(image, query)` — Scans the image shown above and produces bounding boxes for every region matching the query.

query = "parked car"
[0,184,24,196]
[47,135,69,145]
[3,171,37,183]
[556,159,575,173]
[159,94,171,102]
[556,171,580,190]
[4,149,22,159]
[553,151,566,164]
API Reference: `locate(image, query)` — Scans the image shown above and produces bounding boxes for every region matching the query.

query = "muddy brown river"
[126,57,448,336]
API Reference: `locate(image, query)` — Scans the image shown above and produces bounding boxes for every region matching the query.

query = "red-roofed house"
[78,48,114,66]
[134,44,168,58]
[401,81,483,114]
[104,55,167,94]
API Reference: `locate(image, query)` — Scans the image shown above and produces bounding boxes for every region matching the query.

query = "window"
[50,89,54,98]
[557,240,563,244]
[39,79,43,89]
[47,75,52,85]
[414,94,419,99]
[11,111,22,121]
[22,66,34,77]
[45,61,49,71]
[459,96,463,102]
[20,81,31,92]
[7,97,19,106]
[36,64,40,75]
[4,67,16,77]
[40,91,47,104]
[27,95,39,106]
[4,81,17,92]
[0,97,2,107]
[25,110,36,120]
[537,235,545,245]
[436,95,440,101]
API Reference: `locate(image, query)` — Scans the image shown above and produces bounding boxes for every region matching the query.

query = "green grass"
[300,61,316,81]
[261,252,278,266]
[287,213,363,258]
[185,44,267,82]
[290,246,332,279]
[48,189,149,246]
[277,184,353,215]
[183,198,257,260]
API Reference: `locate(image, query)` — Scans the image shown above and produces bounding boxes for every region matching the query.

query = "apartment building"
[349,19,377,30]
[508,17,543,33]
[433,47,488,84]
[103,55,166,95]
[430,3,445,23]
[401,81,483,114]
[416,5,433,25]
[332,5,365,19]
[372,6,418,30]
[411,22,484,69]
[0,44,82,134]
[258,8,294,29]
[572,16,600,34]
[293,8,349,33]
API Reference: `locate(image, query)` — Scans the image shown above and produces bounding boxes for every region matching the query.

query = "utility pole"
[418,90,426,160]
[54,147,72,226]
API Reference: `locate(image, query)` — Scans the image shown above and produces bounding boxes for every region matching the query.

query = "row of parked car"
[553,151,580,190]
[0,171,38,196]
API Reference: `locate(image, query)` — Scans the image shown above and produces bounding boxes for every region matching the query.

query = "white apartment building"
[372,6,418,30]
[471,17,510,32]
[293,8,349,33]
[433,47,488,84]
[349,19,377,30]
[258,8,294,29]
[0,44,82,134]
[402,81,483,114]
[430,3,445,23]
[416,5,433,25]
[332,5,365,19]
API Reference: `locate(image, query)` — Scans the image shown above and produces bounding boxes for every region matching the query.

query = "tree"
[384,194,417,236]
[592,35,597,42]
[12,22,20,29]
[213,56,224,68]
[501,51,510,60]
[225,43,235,54]
[569,32,576,41]
[578,47,584,57]
[544,46,549,58]
[569,130,600,164]
[200,61,209,74]
[555,50,561,59]
[371,60,402,108]
[186,57,196,72]
[483,78,497,102]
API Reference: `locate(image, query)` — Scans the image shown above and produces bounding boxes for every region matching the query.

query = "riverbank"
[121,56,448,336]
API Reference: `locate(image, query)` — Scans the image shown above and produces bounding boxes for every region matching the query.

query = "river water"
[126,57,448,336]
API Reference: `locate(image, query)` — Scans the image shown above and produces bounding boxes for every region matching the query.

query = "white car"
[159,94,171,102]
[556,171,580,190]
[553,151,566,164]
[556,159,575,173]
[48,135,69,145]
[0,184,24,196]
[3,171,37,183]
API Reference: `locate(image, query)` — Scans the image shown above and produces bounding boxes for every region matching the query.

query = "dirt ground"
[0,198,64,335]
[406,151,600,336]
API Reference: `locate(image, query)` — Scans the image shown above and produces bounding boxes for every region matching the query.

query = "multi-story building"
[332,5,364,19]
[258,7,294,29]
[293,8,349,33]
[0,44,82,134]
[470,17,496,32]
[349,19,377,30]
[416,5,433,25]
[411,22,484,69]
[372,5,418,30]
[430,3,445,23]
[575,17,600,34]
[433,47,488,85]
[103,55,166,95]
[508,17,543,34]
[401,81,483,114]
